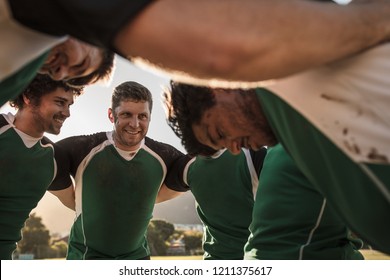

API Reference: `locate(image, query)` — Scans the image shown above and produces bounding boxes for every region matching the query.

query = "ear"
[108,108,114,123]
[22,94,31,105]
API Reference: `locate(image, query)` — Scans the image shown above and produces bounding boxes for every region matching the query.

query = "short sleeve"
[8,0,153,49]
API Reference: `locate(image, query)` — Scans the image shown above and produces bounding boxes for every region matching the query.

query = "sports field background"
[48,249,389,260]
[150,250,390,260]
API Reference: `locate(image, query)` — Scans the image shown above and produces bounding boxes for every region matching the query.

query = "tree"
[17,213,51,259]
[50,240,68,258]
[182,230,203,255]
[147,219,175,256]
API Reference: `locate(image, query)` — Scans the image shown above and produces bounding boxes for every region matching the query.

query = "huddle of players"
[3,0,390,260]
[0,75,364,260]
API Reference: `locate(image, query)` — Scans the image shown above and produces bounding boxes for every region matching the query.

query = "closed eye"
[74,59,86,69]
[217,128,225,139]
[71,58,88,77]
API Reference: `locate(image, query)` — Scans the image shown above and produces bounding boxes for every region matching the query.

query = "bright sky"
[0,55,193,235]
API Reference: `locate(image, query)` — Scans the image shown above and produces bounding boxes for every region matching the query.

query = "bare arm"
[49,185,75,211]
[156,184,184,204]
[114,0,390,83]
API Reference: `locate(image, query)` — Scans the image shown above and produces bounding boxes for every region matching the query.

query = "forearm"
[156,184,184,203]
[114,0,390,82]
[49,186,75,211]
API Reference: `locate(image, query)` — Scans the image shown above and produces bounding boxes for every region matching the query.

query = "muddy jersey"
[257,44,390,254]
[245,144,364,260]
[170,148,266,259]
[51,131,185,259]
[0,113,58,259]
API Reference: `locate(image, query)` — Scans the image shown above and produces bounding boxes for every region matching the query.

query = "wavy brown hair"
[66,49,115,87]
[164,81,217,156]
[10,74,84,109]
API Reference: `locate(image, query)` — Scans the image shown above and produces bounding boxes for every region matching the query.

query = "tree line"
[14,213,203,259]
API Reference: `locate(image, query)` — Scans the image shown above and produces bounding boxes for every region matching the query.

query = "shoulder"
[0,114,8,128]
[144,137,181,153]
[56,132,108,147]
[54,132,110,161]
[41,136,54,146]
[144,136,184,163]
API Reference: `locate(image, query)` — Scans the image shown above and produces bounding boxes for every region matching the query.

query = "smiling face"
[39,38,103,81]
[192,89,277,154]
[109,99,151,151]
[29,89,75,136]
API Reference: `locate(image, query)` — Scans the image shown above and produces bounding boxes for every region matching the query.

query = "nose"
[128,116,139,128]
[49,65,69,81]
[225,139,241,155]
[63,106,71,118]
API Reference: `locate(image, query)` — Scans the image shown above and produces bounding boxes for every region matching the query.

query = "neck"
[14,110,43,138]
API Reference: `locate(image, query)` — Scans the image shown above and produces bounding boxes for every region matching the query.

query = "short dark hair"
[164,81,218,156]
[66,49,115,87]
[9,74,84,109]
[111,81,153,112]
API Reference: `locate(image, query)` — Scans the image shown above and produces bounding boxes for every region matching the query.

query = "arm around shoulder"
[114,0,390,83]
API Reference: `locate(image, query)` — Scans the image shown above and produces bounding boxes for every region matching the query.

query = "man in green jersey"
[164,148,266,259]
[163,43,390,256]
[51,81,186,260]
[0,74,83,259]
[244,144,363,260]
[165,90,364,259]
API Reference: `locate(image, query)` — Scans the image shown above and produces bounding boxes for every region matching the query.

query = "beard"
[113,130,145,151]
[235,89,278,147]
[31,108,62,135]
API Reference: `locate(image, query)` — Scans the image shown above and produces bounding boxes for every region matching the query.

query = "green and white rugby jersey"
[0,113,57,259]
[52,131,185,259]
[256,44,390,255]
[245,144,364,260]
[178,148,266,260]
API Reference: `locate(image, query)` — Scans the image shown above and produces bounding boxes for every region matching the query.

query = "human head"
[164,82,218,156]
[164,81,277,155]
[38,37,114,86]
[9,74,83,136]
[108,81,153,151]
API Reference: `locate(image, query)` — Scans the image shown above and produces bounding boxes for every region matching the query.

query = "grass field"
[47,250,390,260]
[360,249,390,260]
[151,250,390,260]
[151,255,202,260]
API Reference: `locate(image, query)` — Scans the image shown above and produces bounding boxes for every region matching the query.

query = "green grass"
[151,255,202,260]
[47,250,390,260]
